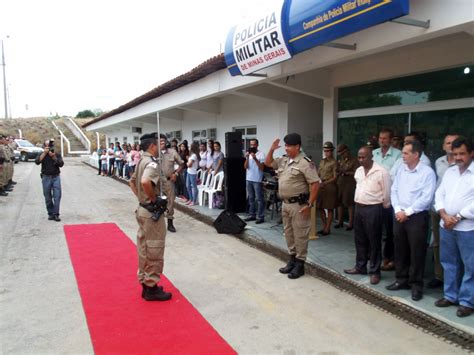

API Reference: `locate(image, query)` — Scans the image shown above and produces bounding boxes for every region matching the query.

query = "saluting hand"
[270,139,281,151]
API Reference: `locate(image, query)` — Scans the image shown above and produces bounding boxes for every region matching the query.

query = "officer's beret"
[140,132,158,141]
[159,133,167,140]
[323,141,335,150]
[283,133,301,146]
[337,144,349,153]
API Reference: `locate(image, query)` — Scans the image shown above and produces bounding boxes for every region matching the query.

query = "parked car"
[14,139,44,162]
[14,149,20,163]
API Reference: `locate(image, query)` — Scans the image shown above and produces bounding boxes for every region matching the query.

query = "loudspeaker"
[213,210,246,234]
[224,157,247,213]
[225,131,243,158]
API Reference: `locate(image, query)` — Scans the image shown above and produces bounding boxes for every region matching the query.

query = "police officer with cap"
[265,133,321,279]
[0,132,10,196]
[159,134,184,233]
[130,132,172,301]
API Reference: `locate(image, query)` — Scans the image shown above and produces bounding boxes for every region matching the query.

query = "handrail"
[66,117,91,153]
[51,120,71,155]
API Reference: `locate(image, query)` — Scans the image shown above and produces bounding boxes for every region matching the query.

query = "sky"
[1,0,279,118]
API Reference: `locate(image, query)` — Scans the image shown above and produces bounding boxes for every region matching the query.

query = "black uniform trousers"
[354,203,383,275]
[382,206,395,260]
[393,210,429,291]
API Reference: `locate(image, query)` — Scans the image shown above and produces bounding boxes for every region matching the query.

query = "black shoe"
[141,283,163,298]
[345,226,354,231]
[411,289,423,301]
[334,223,344,229]
[143,285,172,301]
[54,215,61,222]
[386,281,410,291]
[435,298,457,308]
[0,191,8,196]
[427,278,444,289]
[456,306,473,318]
[10,181,17,185]
[244,216,256,222]
[4,187,13,192]
[48,215,55,220]
[279,255,296,274]
[255,219,264,224]
[167,219,176,233]
[344,267,367,275]
[288,259,305,279]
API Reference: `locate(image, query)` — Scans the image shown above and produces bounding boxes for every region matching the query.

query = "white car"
[14,139,44,162]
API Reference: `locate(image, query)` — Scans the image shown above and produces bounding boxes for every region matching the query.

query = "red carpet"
[64,223,236,355]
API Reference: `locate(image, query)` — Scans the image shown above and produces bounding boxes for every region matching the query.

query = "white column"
[322,88,337,157]
[96,132,100,150]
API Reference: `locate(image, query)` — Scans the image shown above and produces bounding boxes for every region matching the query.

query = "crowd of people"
[0,134,17,196]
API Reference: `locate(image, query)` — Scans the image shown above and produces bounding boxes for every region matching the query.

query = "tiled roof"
[82,53,226,128]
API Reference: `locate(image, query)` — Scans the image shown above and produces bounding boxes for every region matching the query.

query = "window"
[338,65,474,111]
[133,136,139,145]
[233,126,257,151]
[123,137,128,145]
[132,127,142,134]
[191,128,217,143]
[165,130,182,141]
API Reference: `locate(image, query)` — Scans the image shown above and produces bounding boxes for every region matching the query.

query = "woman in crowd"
[206,139,215,172]
[178,141,190,200]
[186,142,201,206]
[199,142,208,171]
[211,141,224,173]
[115,143,124,178]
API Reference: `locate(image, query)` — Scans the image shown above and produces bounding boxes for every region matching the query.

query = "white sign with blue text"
[231,5,291,75]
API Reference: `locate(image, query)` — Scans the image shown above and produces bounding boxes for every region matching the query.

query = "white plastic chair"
[203,171,225,209]
[196,169,204,186]
[198,171,214,206]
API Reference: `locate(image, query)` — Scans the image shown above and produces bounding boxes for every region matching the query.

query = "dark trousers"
[98,159,102,175]
[41,175,62,216]
[382,206,394,260]
[354,203,383,274]
[394,211,429,290]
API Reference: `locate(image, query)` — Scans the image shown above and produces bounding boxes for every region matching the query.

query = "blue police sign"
[225,0,409,76]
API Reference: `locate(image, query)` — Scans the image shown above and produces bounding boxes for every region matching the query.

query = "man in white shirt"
[244,139,266,224]
[373,128,401,272]
[344,146,391,285]
[390,132,431,181]
[387,141,436,301]
[434,137,474,318]
[428,134,458,289]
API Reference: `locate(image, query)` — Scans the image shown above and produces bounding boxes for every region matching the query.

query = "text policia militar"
[233,11,289,73]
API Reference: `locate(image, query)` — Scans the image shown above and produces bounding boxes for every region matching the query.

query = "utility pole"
[1,38,8,119]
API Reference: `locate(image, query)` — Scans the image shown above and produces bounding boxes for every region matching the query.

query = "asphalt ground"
[0,158,468,354]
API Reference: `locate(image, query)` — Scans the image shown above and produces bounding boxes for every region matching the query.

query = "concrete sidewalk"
[85,160,474,335]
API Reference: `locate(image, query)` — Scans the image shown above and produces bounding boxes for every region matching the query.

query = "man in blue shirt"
[386,140,436,301]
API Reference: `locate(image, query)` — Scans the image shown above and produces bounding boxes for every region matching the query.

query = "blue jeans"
[186,173,198,203]
[247,180,264,220]
[42,175,62,216]
[440,227,474,308]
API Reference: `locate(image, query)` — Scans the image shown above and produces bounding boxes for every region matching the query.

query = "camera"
[49,141,55,153]
[248,147,257,154]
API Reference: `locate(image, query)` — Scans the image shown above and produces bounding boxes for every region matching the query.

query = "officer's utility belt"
[283,193,309,205]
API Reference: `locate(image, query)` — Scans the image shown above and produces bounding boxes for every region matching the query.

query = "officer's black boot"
[288,259,305,279]
[143,284,172,301]
[167,219,176,233]
[141,283,163,298]
[279,255,296,274]
[0,188,8,197]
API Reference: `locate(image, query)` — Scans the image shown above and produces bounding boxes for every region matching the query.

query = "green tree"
[76,110,95,118]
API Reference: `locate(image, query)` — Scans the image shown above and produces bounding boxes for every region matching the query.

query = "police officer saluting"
[129,132,172,301]
[265,133,321,279]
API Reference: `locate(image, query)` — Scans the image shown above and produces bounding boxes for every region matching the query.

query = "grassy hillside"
[0,117,104,152]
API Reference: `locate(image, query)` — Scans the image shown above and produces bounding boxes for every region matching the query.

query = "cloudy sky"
[1,0,278,118]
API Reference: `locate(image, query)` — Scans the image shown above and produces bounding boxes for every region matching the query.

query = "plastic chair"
[203,171,225,209]
[196,169,205,186]
[198,171,214,206]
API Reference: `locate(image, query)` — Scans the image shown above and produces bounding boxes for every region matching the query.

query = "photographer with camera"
[129,132,172,302]
[244,139,266,224]
[35,139,64,221]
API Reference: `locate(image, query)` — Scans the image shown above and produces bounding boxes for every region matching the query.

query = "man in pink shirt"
[344,146,391,285]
